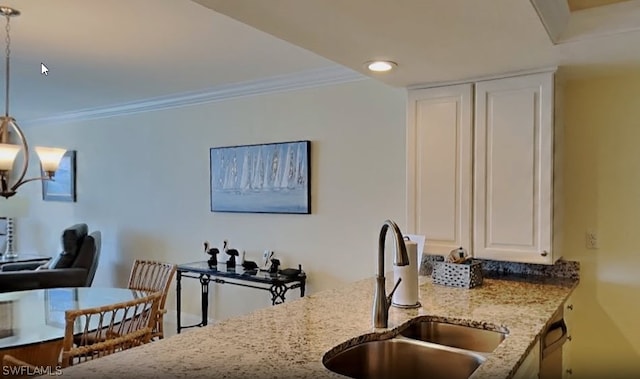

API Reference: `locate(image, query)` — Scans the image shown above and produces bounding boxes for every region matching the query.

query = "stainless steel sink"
[399,320,507,353]
[323,338,485,379]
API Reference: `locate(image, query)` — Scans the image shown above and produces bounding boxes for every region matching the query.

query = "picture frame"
[42,150,76,202]
[210,140,311,214]
[45,288,79,329]
[0,217,6,254]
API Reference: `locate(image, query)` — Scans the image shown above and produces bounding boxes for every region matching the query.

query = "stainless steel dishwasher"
[539,306,569,379]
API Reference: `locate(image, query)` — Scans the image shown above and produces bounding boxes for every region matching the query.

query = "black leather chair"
[0,223,101,293]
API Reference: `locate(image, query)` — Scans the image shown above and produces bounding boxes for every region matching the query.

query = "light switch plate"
[586,229,598,249]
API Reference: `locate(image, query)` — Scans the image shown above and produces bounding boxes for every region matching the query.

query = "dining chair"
[127,259,177,339]
[1,354,37,378]
[61,291,161,367]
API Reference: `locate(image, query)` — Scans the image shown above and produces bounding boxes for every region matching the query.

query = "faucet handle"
[386,277,403,306]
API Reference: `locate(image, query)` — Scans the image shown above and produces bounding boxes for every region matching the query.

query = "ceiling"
[196,0,640,88]
[4,0,640,125]
[2,0,337,124]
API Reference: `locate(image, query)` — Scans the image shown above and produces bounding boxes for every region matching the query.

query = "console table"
[176,261,306,334]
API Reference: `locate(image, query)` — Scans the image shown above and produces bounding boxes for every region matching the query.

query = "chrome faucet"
[373,219,410,328]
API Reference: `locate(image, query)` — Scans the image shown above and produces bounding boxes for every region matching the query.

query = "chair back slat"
[128,261,175,302]
[127,260,177,339]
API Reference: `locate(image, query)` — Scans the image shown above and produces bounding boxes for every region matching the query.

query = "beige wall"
[563,71,640,377]
[18,78,407,321]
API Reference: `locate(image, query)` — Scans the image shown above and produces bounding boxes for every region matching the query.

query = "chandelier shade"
[35,146,67,172]
[0,6,66,199]
[0,142,19,171]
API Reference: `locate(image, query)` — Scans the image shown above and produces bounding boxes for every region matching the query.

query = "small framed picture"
[42,150,76,202]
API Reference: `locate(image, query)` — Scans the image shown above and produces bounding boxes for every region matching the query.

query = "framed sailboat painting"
[210,140,311,214]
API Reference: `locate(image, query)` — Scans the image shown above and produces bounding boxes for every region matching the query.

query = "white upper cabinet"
[408,71,559,264]
[407,84,473,255]
[474,72,555,264]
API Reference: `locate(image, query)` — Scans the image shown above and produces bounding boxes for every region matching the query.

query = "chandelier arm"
[7,118,31,191]
[10,175,53,191]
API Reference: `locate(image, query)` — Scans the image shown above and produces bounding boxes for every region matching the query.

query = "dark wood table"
[176,261,306,334]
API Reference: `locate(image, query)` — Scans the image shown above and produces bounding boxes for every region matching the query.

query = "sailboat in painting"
[279,144,293,190]
[240,150,252,191]
[296,143,306,186]
[250,148,262,190]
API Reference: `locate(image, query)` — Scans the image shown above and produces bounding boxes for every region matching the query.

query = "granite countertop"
[59,274,577,379]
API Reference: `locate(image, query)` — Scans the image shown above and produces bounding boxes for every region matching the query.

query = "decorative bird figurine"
[205,243,220,268]
[208,250,219,267]
[269,258,281,274]
[226,247,239,270]
[241,251,258,271]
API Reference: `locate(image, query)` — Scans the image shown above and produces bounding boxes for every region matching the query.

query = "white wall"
[16,78,407,321]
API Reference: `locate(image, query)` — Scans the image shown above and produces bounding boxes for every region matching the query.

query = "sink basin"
[323,338,485,379]
[399,320,507,353]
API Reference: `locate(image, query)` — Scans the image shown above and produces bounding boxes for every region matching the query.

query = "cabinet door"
[407,84,473,255]
[474,72,554,264]
[513,339,541,379]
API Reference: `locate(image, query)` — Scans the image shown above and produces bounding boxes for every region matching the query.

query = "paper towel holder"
[392,301,421,309]
[392,236,421,309]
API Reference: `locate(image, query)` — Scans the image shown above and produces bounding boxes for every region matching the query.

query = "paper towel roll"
[392,240,420,308]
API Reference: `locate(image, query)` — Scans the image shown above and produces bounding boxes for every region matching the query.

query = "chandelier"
[0,6,65,199]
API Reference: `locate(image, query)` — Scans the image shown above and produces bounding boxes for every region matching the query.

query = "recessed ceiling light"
[366,60,398,72]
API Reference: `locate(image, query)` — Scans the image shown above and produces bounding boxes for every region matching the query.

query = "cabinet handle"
[567,304,573,311]
[540,250,548,257]
[566,369,573,375]
[567,335,572,341]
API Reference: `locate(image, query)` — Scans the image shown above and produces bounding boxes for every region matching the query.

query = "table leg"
[269,284,287,305]
[300,277,306,297]
[176,270,182,334]
[199,275,210,327]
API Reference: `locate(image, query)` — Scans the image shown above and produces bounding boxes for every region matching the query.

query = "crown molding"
[407,66,558,90]
[23,65,366,127]
[530,0,571,44]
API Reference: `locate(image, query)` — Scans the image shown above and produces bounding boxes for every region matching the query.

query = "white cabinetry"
[474,73,554,264]
[407,84,473,255]
[407,71,559,264]
[513,339,541,379]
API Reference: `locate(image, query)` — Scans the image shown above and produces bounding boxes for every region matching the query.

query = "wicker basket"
[432,260,483,289]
